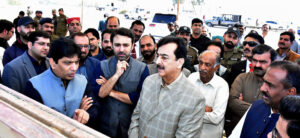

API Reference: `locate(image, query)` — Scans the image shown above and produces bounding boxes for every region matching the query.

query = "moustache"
[262,91,270,98]
[279,42,285,46]
[244,48,251,52]
[254,66,263,71]
[199,70,207,74]
[157,64,164,70]
[226,41,234,46]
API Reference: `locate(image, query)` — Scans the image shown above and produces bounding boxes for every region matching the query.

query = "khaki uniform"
[33,16,41,31]
[55,14,67,37]
[50,34,59,44]
[187,45,199,66]
[221,47,243,72]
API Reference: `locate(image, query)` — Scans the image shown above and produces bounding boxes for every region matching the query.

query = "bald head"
[106,16,120,30]
[198,50,220,83]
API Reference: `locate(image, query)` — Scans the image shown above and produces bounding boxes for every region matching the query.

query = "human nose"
[156,56,161,65]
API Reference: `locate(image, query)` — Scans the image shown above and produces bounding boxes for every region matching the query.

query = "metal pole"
[81,0,83,26]
[177,0,179,21]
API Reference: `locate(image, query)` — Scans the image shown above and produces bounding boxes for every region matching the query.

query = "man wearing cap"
[220,27,243,72]
[167,22,176,36]
[176,26,198,66]
[55,8,67,37]
[39,18,59,43]
[227,45,277,136]
[2,31,50,93]
[3,16,36,66]
[190,18,211,54]
[33,10,42,31]
[67,17,82,38]
[226,31,265,87]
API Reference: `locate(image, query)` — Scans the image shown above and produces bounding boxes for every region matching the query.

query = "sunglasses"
[243,41,258,47]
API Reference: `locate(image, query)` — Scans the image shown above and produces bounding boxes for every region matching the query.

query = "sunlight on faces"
[106,17,119,30]
[156,43,183,78]
[131,24,144,42]
[224,33,239,49]
[278,35,292,50]
[50,55,79,80]
[260,68,288,108]
[198,52,219,81]
[68,19,82,34]
[41,23,54,35]
[74,35,89,59]
[18,24,35,40]
[113,35,133,61]
[252,52,272,77]
[86,32,99,51]
[140,36,156,59]
[28,37,50,59]
[243,37,260,58]
[191,23,202,35]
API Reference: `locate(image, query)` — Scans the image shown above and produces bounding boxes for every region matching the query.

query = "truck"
[205,14,242,27]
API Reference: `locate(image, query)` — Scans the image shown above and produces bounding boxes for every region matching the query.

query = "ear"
[17,26,21,33]
[27,41,33,49]
[287,87,297,96]
[177,58,184,69]
[154,44,157,51]
[214,64,220,72]
[49,58,56,70]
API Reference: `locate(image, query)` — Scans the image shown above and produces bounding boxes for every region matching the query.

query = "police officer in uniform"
[55,8,67,37]
[221,27,243,72]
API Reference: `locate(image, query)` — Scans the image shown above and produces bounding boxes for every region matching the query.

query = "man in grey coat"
[2,31,50,93]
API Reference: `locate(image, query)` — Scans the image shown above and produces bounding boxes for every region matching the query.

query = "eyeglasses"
[35,41,51,47]
[243,41,259,47]
[77,44,90,49]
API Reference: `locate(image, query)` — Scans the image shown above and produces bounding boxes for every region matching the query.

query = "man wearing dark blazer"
[2,31,50,93]
[226,31,264,87]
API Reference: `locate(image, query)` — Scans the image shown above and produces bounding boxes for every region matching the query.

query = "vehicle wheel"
[207,23,213,27]
[138,16,142,20]
[227,24,233,27]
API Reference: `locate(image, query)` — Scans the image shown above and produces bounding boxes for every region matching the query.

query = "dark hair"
[84,28,100,40]
[130,20,145,30]
[28,31,50,44]
[139,34,156,45]
[101,29,115,41]
[245,32,265,44]
[269,61,300,93]
[206,41,224,57]
[191,18,203,26]
[279,95,300,138]
[19,11,25,16]
[280,31,295,42]
[106,16,120,26]
[234,23,244,28]
[0,19,14,33]
[110,28,134,44]
[252,44,277,61]
[157,36,187,60]
[70,32,88,40]
[49,37,81,63]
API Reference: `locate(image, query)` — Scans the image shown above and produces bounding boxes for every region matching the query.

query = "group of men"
[0,8,300,138]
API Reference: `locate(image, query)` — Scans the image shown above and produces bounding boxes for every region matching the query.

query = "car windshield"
[152,14,176,23]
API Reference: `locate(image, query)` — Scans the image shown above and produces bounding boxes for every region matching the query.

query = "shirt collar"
[160,73,183,89]
[198,73,217,87]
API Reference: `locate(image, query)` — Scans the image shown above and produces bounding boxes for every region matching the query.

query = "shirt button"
[256,131,259,134]
[264,119,266,123]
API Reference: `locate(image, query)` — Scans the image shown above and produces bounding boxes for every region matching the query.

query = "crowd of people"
[0,8,300,138]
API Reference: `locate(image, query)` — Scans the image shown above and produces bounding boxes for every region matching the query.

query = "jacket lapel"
[22,53,37,77]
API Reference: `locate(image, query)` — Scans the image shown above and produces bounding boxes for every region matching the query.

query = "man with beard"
[138,35,156,65]
[276,31,300,62]
[71,32,102,94]
[188,50,229,138]
[84,28,103,57]
[3,16,36,66]
[93,29,115,61]
[13,11,25,39]
[97,28,149,138]
[227,45,277,136]
[190,18,211,54]
[39,18,59,43]
[221,27,243,72]
[129,36,205,137]
[230,61,300,138]
[130,20,145,59]
[0,19,14,73]
[67,17,82,38]
[176,26,198,66]
[226,31,265,87]
[2,31,50,93]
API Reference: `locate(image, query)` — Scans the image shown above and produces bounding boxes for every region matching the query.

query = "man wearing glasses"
[230,61,300,138]
[2,31,50,93]
[71,32,102,94]
[227,45,277,136]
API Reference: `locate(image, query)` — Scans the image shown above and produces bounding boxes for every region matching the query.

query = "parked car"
[205,14,241,27]
[265,20,284,29]
[147,13,177,39]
